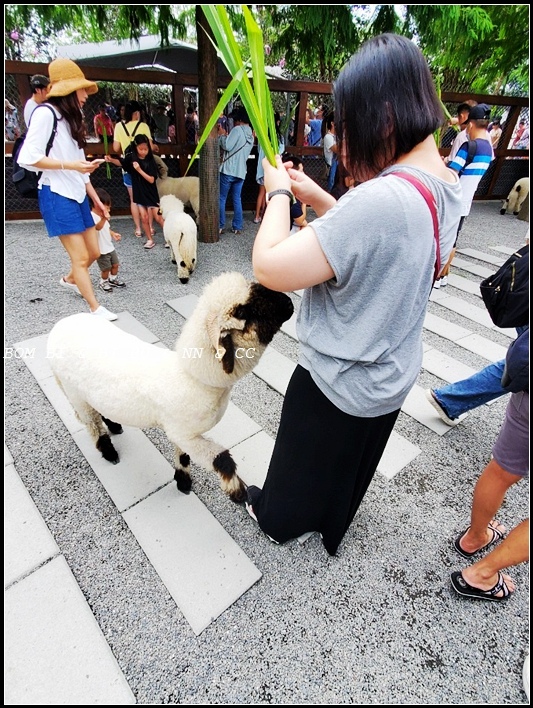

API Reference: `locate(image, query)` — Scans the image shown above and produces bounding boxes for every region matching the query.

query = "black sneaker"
[109,278,126,287]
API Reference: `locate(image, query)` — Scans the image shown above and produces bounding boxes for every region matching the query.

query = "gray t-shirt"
[297,165,462,417]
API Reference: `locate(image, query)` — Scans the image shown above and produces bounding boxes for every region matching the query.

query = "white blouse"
[17,103,90,204]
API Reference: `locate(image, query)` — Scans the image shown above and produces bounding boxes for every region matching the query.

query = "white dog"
[157,175,200,222]
[159,194,198,283]
[500,177,529,215]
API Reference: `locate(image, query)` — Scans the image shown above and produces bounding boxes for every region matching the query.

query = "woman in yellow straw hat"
[17,57,117,321]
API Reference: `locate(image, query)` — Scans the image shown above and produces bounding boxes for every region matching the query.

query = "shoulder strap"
[387,172,441,284]
[464,139,477,167]
[120,120,130,137]
[28,104,58,160]
[131,120,141,138]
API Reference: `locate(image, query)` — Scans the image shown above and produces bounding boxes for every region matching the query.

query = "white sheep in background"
[157,174,200,222]
[46,272,294,504]
[159,194,198,284]
[500,177,529,215]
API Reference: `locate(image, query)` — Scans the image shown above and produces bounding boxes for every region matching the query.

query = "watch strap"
[267,189,295,204]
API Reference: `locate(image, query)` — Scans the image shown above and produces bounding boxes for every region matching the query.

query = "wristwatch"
[266,189,295,205]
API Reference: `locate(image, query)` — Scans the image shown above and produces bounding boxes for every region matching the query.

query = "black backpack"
[479,244,529,328]
[12,105,58,200]
[121,120,141,157]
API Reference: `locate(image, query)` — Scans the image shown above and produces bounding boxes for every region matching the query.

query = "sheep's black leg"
[214,450,247,504]
[102,416,123,435]
[174,451,192,494]
[96,434,119,464]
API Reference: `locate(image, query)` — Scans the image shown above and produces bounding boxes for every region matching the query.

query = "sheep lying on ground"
[159,194,198,284]
[500,177,529,215]
[46,272,294,504]
[157,175,200,222]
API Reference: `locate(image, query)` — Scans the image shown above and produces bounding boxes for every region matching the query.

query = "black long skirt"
[252,365,400,556]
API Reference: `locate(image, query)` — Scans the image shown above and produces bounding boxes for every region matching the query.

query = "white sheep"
[159,194,198,284]
[500,177,529,215]
[157,175,200,222]
[46,272,294,504]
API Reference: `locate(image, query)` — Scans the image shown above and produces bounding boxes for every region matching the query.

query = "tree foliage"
[5,4,529,96]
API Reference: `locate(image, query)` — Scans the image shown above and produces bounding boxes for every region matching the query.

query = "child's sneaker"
[99,280,113,292]
[109,278,126,288]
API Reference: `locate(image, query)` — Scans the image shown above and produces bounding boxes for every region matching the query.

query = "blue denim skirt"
[38,185,94,238]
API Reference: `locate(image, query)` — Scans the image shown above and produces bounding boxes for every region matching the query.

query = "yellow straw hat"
[47,58,98,97]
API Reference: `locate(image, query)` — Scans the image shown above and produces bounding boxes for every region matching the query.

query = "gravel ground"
[4,199,529,705]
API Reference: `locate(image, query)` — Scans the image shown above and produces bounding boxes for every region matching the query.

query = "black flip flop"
[454,524,504,558]
[450,571,512,602]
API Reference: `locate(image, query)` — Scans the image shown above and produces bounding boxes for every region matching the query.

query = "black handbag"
[479,244,529,328]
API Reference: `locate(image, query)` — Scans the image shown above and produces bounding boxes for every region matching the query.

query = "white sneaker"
[59,277,81,296]
[91,305,118,321]
[440,275,448,287]
[425,389,456,426]
[433,278,441,289]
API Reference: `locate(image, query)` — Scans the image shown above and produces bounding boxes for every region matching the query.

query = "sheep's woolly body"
[500,177,529,215]
[157,175,200,221]
[46,272,294,503]
[160,194,198,283]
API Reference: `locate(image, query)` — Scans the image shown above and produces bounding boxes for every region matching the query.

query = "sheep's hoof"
[228,481,247,505]
[500,209,506,215]
[102,416,123,435]
[174,468,192,494]
[171,258,177,264]
[513,211,519,215]
[179,277,189,284]
[96,434,119,464]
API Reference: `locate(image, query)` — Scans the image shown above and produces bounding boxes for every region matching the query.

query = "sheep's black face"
[232,283,294,345]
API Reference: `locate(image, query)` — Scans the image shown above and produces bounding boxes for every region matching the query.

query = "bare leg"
[138,204,152,242]
[127,185,142,235]
[254,184,266,222]
[59,229,101,312]
[459,459,520,553]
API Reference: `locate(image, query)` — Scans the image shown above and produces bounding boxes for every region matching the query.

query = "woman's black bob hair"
[334,33,444,181]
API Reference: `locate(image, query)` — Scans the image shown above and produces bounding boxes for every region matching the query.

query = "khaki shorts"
[97,250,119,271]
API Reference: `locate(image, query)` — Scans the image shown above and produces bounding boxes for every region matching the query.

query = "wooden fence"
[5,60,529,220]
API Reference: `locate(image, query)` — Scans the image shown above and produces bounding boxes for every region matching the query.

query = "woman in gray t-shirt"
[246,34,462,557]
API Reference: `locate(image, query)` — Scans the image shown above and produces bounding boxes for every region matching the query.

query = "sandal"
[134,230,142,238]
[450,571,513,602]
[454,522,505,558]
[150,227,155,236]
[144,240,155,250]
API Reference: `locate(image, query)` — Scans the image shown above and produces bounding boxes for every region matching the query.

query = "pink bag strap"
[388,172,441,284]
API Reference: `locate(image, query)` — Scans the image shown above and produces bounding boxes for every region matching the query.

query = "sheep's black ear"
[219,333,235,374]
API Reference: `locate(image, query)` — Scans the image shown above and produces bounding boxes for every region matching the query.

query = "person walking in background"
[489,118,503,149]
[16,57,116,321]
[93,103,114,143]
[281,154,307,233]
[23,74,50,128]
[323,112,338,193]
[5,99,21,141]
[112,100,158,238]
[152,101,170,144]
[218,106,254,235]
[185,104,199,145]
[254,112,284,224]
[106,134,164,249]
[90,187,126,292]
[246,33,462,556]
[435,103,494,288]
[511,119,529,149]
[450,331,529,601]
[443,100,477,165]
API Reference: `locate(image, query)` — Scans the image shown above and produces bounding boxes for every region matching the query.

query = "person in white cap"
[16,58,117,321]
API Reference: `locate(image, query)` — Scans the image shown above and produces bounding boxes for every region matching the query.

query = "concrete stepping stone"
[457,248,505,266]
[15,323,262,636]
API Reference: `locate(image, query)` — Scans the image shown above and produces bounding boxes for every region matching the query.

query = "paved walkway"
[4,202,529,705]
